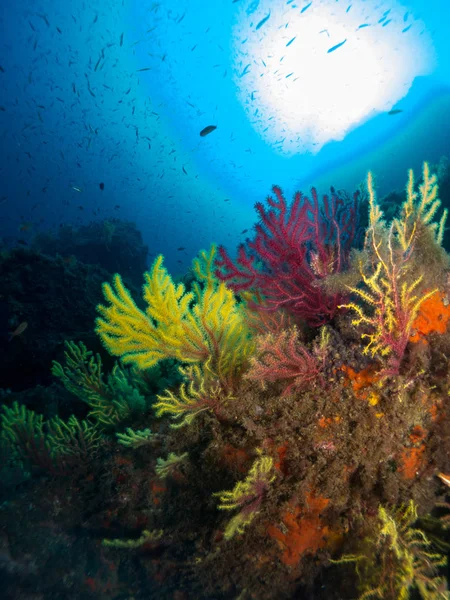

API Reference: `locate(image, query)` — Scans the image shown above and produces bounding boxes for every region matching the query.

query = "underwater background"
[2,0,450,598]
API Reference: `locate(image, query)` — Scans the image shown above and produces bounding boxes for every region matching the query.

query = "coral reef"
[2,163,450,600]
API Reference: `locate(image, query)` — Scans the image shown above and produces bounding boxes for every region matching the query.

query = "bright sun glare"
[232,0,436,156]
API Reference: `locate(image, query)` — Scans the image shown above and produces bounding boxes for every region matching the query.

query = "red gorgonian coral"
[215,185,360,326]
[245,327,324,397]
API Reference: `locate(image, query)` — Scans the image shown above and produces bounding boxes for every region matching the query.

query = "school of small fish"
[0,1,418,265]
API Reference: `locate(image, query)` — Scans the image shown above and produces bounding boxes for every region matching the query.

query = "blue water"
[1,0,449,273]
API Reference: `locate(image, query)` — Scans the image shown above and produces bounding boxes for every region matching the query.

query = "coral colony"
[3,163,450,599]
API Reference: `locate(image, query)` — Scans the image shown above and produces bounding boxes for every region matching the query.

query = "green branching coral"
[214,451,276,541]
[47,415,103,460]
[334,500,449,600]
[98,364,147,425]
[0,402,49,470]
[116,427,155,448]
[52,341,147,427]
[0,402,101,472]
[127,360,183,399]
[52,341,104,400]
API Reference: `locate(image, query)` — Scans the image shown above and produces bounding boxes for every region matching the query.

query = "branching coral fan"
[95,249,254,390]
[215,184,361,325]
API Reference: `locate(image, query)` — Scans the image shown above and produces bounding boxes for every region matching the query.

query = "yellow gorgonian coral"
[154,360,235,428]
[394,162,447,251]
[340,164,445,375]
[332,501,448,600]
[214,451,276,540]
[96,251,254,388]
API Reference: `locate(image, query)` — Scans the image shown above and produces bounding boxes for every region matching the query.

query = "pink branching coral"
[215,185,360,326]
[246,326,324,397]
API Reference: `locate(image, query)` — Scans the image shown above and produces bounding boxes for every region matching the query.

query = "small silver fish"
[255,12,270,30]
[9,321,28,341]
[327,39,347,53]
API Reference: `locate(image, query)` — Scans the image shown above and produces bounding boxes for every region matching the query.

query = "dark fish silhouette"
[256,12,271,30]
[200,125,217,137]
